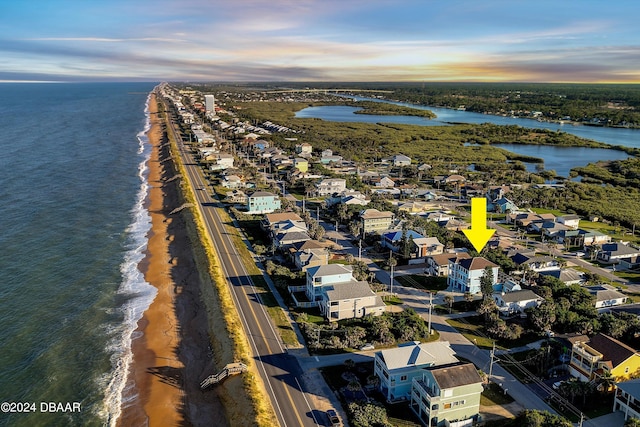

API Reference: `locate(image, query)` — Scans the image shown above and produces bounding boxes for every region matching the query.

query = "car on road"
[360,343,375,351]
[326,409,340,427]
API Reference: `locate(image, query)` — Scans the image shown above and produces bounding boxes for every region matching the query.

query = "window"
[400,375,408,381]
[443,403,451,409]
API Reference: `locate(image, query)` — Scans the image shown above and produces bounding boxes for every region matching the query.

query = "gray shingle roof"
[431,363,483,389]
[324,281,375,300]
[499,289,541,303]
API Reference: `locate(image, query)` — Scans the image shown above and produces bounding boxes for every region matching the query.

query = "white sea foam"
[102,93,157,427]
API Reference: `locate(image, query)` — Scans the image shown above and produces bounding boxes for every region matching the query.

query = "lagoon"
[295,97,640,150]
[295,99,639,175]
[492,144,630,178]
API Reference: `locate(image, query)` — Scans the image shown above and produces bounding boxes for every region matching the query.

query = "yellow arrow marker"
[463,198,496,252]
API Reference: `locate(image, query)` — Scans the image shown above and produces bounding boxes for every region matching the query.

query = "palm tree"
[597,371,616,393]
[464,292,474,310]
[444,295,454,314]
[388,255,397,294]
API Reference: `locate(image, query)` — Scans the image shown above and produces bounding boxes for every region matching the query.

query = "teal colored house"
[246,191,281,214]
[374,341,459,403]
[488,196,518,213]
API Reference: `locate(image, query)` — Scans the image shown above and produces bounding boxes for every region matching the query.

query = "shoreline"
[117,92,183,426]
[117,92,227,426]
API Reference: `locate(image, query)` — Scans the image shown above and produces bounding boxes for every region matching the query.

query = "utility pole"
[427,292,433,336]
[389,250,395,295]
[489,341,496,382]
[359,239,362,261]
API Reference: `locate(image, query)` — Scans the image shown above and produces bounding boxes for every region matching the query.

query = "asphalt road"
[163,106,321,427]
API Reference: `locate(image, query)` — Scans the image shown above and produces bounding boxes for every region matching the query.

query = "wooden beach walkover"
[200,363,248,390]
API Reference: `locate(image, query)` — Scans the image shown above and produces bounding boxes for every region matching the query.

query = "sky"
[2,0,639,83]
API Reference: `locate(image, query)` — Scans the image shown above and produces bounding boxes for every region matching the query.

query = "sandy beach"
[117,93,228,426]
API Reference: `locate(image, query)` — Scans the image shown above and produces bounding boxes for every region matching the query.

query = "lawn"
[446,315,542,351]
[395,274,448,293]
[445,317,500,350]
[481,382,515,406]
[614,270,640,284]
[383,295,404,305]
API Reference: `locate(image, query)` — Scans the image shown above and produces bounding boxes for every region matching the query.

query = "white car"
[360,343,375,351]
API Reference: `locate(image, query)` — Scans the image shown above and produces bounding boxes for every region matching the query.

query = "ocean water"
[0,82,157,426]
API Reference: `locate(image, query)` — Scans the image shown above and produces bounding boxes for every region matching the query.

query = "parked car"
[326,409,340,427]
[360,343,375,351]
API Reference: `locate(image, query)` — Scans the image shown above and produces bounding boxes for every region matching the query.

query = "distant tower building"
[204,94,215,113]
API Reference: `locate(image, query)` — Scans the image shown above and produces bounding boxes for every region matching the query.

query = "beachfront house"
[304,264,356,306]
[292,240,329,271]
[246,191,281,214]
[221,174,243,189]
[301,264,384,320]
[410,363,484,427]
[374,341,459,403]
[321,281,386,322]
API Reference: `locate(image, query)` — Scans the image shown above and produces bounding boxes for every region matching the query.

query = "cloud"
[1,0,638,82]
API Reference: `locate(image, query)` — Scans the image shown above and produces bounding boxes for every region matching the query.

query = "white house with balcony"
[374,341,459,403]
[447,257,499,294]
[315,178,347,196]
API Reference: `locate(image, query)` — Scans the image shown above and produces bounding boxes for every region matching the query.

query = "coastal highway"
[163,108,320,426]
